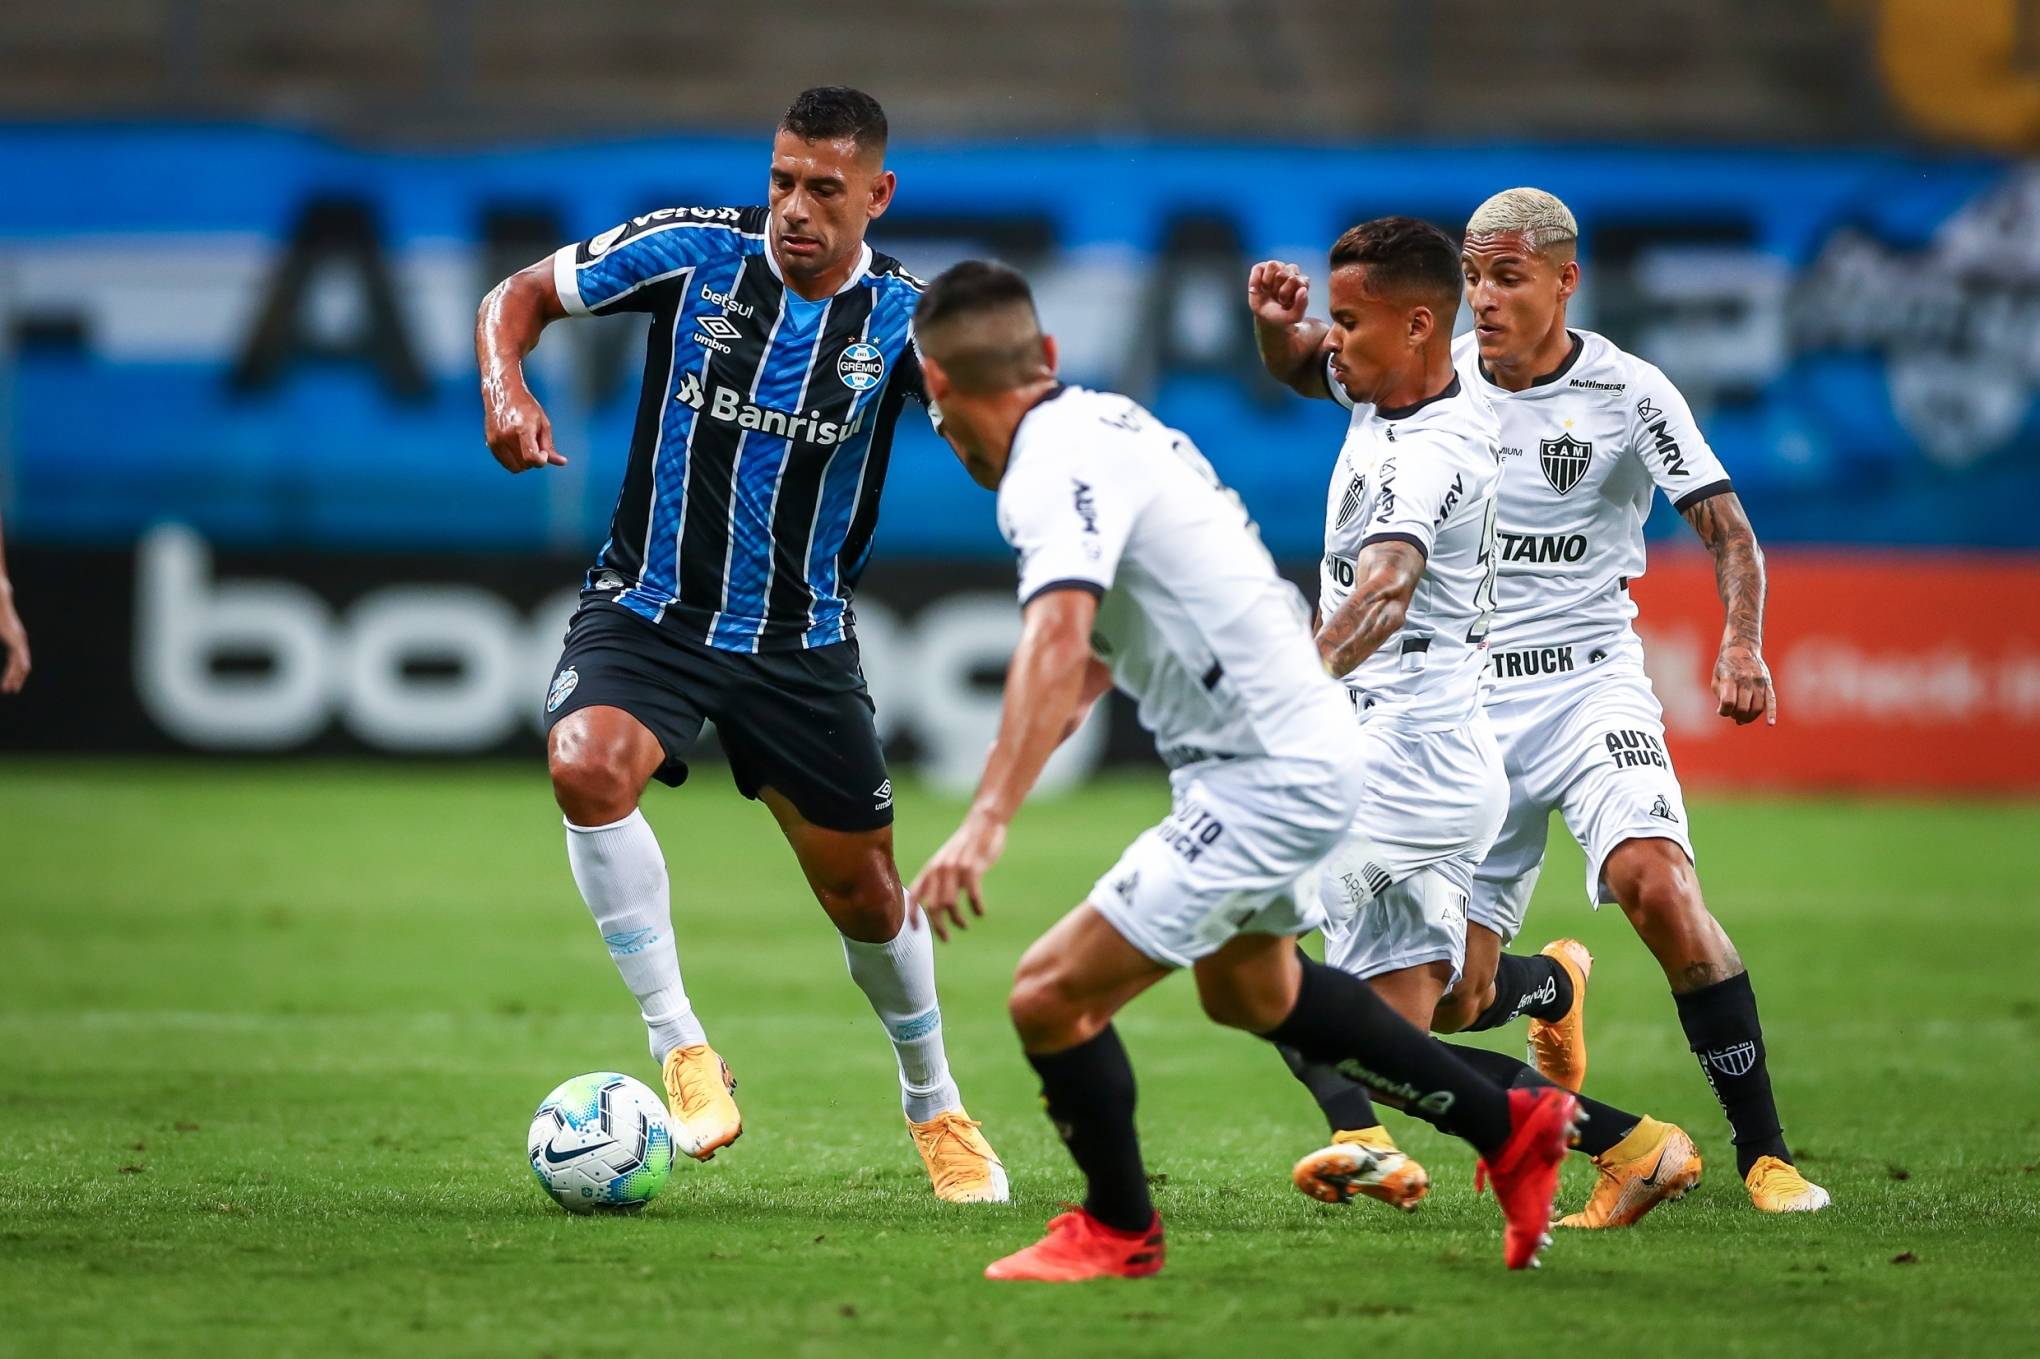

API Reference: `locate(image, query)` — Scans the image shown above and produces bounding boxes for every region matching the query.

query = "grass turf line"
[2,761,2038,1357]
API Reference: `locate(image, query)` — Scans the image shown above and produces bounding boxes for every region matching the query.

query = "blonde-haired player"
[1443,186,1825,1214]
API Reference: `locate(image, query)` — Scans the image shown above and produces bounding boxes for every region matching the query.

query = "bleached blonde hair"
[1465,188,1578,256]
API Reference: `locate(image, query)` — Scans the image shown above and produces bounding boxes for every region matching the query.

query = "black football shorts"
[542,599,894,832]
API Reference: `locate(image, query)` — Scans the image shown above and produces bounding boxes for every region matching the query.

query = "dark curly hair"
[780,86,888,152]
[1329,216,1461,313]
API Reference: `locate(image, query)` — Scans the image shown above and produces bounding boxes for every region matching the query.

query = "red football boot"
[984,1208,1165,1282]
[1475,1086,1582,1270]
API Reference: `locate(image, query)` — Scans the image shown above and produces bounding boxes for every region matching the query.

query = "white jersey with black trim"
[997,385,1353,766]
[1321,366,1503,730]
[1454,329,1732,673]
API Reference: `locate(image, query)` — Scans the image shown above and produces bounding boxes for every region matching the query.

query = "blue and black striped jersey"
[552,205,929,652]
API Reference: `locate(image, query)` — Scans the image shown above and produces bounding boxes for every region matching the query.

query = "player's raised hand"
[482,377,568,473]
[909,811,1007,942]
[1247,260,1311,327]
[1713,641,1777,726]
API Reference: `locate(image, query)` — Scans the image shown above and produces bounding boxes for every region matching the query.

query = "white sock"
[841,905,961,1123]
[564,810,707,1063]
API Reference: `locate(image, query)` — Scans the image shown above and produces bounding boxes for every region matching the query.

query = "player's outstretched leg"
[988,905,1171,1282]
[1604,838,1829,1212]
[1275,945,1429,1211]
[1282,924,1578,1214]
[550,707,741,1162]
[763,789,1006,1203]
[1436,938,1589,1090]
[1202,937,1578,1270]
[1446,1043,1701,1228]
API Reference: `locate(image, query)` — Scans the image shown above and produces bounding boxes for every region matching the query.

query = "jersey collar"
[1477,330,1584,392]
[762,237,875,296]
[1377,373,1462,421]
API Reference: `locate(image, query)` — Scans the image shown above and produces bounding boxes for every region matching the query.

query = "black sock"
[1276,946,1382,1133]
[1446,1043,1637,1158]
[1466,951,1573,1031]
[1674,971,1790,1177]
[1026,1026,1153,1232]
[1279,1045,1383,1133]
[1261,958,1512,1155]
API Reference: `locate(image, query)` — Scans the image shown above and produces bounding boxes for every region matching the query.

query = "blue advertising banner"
[2,127,2035,555]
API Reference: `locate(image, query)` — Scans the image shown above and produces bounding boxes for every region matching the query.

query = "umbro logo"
[602,927,658,955]
[698,315,741,341]
[873,779,893,810]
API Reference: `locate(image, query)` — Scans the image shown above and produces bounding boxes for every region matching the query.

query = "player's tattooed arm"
[1315,540,1425,677]
[1247,261,1333,399]
[1681,489,1776,726]
[476,258,572,474]
[911,588,1099,940]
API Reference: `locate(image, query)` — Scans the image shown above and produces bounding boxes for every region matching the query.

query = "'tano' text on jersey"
[1323,365,1504,730]
[553,206,929,651]
[1452,329,1732,676]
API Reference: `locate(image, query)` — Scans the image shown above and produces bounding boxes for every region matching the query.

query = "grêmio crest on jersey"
[1539,432,1592,495]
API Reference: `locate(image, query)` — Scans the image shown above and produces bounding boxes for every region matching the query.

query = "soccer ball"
[526,1072,674,1214]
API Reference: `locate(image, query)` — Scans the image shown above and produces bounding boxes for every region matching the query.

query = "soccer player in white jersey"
[1446,187,1827,1214]
[906,260,1579,1282]
[1249,220,1685,1225]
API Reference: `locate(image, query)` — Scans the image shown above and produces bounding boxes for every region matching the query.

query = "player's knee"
[812,860,905,942]
[1008,962,1087,1049]
[549,746,641,825]
[1430,984,1486,1035]
[1434,953,1498,1034]
[1610,841,1701,932]
[1195,977,1284,1033]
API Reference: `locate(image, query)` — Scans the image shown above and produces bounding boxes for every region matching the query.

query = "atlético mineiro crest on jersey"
[546,666,580,713]
[1539,432,1592,495]
[838,342,886,391]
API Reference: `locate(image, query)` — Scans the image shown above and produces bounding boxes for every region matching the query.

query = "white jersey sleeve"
[998,432,1151,607]
[1625,362,1733,510]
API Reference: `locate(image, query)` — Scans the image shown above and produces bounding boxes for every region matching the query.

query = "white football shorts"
[1470,639,1697,945]
[1317,713,1507,984]
[1088,751,1366,970]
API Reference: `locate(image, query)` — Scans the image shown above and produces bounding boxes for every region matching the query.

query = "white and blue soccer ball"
[526,1072,674,1214]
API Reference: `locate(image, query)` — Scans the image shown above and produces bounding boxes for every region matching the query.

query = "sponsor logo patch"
[673,370,868,446]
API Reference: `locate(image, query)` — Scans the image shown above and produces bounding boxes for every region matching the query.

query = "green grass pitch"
[3,761,2038,1357]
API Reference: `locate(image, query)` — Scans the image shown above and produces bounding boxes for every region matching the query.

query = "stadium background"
[3,0,2038,789]
[4,6,2039,1357]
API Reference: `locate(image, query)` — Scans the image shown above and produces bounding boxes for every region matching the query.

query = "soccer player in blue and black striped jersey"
[476,87,1006,1203]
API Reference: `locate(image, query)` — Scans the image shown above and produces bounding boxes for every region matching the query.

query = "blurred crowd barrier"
[2,127,2038,789]
[6,129,2040,555]
[3,528,2035,792]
